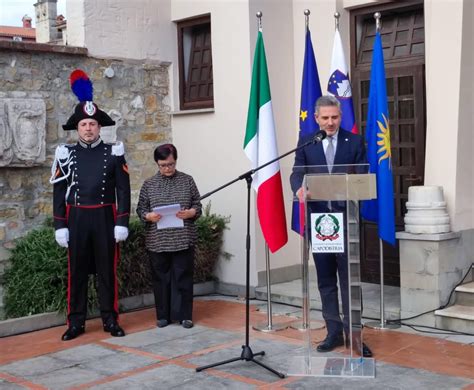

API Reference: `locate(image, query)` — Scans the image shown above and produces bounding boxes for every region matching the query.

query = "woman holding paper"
[136,143,202,329]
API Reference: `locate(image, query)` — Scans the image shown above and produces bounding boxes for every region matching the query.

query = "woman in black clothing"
[136,144,202,328]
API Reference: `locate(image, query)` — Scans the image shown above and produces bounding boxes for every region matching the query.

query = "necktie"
[326,136,335,172]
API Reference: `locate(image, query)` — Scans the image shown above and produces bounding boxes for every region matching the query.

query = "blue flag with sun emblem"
[292,28,323,234]
[362,31,396,245]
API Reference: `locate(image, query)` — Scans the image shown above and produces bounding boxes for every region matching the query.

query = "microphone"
[312,130,327,143]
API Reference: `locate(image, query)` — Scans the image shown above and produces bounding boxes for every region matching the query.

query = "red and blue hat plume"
[70,69,93,102]
[62,69,115,130]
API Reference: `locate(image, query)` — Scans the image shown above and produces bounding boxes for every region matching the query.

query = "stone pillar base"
[396,231,464,327]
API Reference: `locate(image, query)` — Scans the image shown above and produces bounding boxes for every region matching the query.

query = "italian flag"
[243,31,288,253]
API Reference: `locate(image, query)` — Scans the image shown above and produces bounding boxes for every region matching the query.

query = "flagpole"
[253,244,289,332]
[365,12,400,331]
[289,8,325,333]
[252,9,287,332]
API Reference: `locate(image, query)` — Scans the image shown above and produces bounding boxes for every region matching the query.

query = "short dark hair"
[154,143,177,162]
[315,95,341,115]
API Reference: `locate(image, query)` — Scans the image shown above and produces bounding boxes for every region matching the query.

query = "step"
[434,305,474,334]
[255,280,401,321]
[455,281,474,306]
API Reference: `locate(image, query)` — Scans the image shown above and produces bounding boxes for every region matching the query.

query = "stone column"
[397,185,468,326]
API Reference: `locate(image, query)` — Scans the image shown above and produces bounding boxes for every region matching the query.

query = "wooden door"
[351,2,426,286]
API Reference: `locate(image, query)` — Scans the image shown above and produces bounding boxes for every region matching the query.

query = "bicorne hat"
[62,70,115,130]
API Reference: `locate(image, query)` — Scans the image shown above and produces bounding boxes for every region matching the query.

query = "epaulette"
[110,141,125,156]
[55,143,74,160]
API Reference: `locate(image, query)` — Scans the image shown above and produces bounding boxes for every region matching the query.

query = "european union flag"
[362,31,396,245]
[292,28,322,233]
[298,29,322,138]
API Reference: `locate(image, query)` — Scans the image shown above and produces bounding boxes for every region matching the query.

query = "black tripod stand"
[195,131,326,378]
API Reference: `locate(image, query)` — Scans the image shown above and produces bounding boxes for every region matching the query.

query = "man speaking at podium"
[290,95,372,358]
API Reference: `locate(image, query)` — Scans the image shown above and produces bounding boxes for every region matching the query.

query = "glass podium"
[287,164,376,378]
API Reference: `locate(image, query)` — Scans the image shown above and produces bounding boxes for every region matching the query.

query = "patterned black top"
[136,170,202,253]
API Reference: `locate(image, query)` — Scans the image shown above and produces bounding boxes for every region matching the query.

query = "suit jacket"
[290,129,367,194]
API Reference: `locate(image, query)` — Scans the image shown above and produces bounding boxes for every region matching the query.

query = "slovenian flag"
[243,30,288,253]
[327,29,358,134]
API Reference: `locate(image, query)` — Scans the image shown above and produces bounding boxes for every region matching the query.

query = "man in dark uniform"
[51,87,131,341]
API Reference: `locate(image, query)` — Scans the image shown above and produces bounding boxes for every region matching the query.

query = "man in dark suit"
[290,95,372,357]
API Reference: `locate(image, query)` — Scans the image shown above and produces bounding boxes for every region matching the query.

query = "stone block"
[125,133,141,144]
[145,114,154,126]
[0,206,20,219]
[129,151,148,165]
[103,88,113,98]
[130,95,144,109]
[0,224,6,241]
[142,293,155,306]
[140,132,161,142]
[438,238,463,273]
[399,240,437,274]
[400,271,438,290]
[145,94,157,112]
[438,270,465,303]
[6,172,22,190]
[46,119,59,142]
[400,287,440,314]
[26,201,52,218]
[155,112,170,127]
[0,311,65,337]
[136,111,146,125]
[119,295,143,311]
[7,220,20,230]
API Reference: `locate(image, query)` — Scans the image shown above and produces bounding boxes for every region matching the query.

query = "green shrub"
[3,227,68,318]
[195,202,232,283]
[117,218,152,297]
[3,203,230,319]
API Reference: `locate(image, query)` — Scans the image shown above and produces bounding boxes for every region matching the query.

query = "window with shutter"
[177,14,213,110]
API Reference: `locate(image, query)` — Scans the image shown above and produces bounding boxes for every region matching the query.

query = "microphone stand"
[195,133,325,378]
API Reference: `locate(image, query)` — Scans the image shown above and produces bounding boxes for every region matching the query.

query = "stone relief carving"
[0,103,13,165]
[0,98,46,167]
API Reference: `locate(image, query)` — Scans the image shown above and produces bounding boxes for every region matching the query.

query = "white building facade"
[65,0,473,322]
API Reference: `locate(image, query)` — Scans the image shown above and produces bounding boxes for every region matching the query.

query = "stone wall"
[0,41,172,248]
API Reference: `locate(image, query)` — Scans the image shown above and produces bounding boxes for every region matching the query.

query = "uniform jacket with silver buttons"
[52,138,131,230]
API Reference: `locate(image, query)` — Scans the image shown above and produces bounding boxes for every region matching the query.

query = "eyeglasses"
[158,162,176,169]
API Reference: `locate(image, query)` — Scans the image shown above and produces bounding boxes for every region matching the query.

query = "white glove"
[114,226,129,242]
[55,228,69,248]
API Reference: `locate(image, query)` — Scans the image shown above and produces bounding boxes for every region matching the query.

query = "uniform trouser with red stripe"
[67,205,119,328]
[148,248,194,322]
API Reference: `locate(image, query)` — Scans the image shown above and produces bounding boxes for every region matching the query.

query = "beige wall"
[454,0,473,232]
[65,0,85,47]
[171,0,256,285]
[425,0,473,232]
[67,0,175,61]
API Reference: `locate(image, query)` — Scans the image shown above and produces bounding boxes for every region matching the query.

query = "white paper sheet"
[152,204,184,229]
